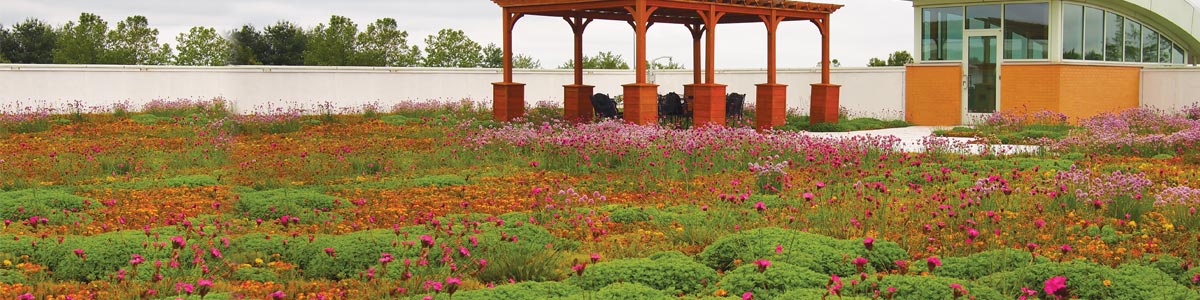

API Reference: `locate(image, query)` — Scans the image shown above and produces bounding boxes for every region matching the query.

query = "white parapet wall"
[1141,67,1200,110]
[0,64,907,119]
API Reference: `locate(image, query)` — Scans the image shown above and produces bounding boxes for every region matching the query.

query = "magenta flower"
[926,256,942,272]
[852,257,869,272]
[590,253,601,263]
[419,235,435,247]
[572,263,587,276]
[379,253,395,265]
[269,290,286,300]
[753,201,767,212]
[129,254,145,266]
[170,236,186,249]
[17,293,34,300]
[742,291,754,300]
[1043,276,1068,299]
[775,244,783,254]
[863,237,875,250]
[949,283,967,297]
[754,259,771,272]
[803,192,815,201]
[175,282,195,295]
[324,247,336,258]
[828,274,843,296]
[73,248,86,260]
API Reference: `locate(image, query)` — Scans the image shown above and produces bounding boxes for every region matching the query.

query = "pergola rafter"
[491,0,844,127]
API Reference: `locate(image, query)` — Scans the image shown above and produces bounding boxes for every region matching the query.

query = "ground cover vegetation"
[1,99,1199,299]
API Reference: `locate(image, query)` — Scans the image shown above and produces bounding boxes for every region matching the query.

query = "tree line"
[0,13,552,68]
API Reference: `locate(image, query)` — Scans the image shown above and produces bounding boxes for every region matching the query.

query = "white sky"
[0,0,915,67]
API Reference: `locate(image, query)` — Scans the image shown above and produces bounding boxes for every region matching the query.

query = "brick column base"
[493,82,525,122]
[755,83,787,130]
[690,83,727,127]
[622,83,659,125]
[564,84,594,123]
[810,83,841,125]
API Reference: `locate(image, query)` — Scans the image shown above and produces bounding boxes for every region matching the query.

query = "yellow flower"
[1127,221,1136,227]
[714,289,728,297]
[1163,223,1175,231]
[255,258,264,265]
[2,259,10,267]
[1103,279,1112,286]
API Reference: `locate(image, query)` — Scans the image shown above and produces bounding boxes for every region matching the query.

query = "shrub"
[233,267,279,282]
[935,248,1048,280]
[452,281,583,300]
[0,269,26,284]
[233,188,338,221]
[779,288,872,300]
[697,228,908,275]
[591,282,674,300]
[228,233,288,259]
[0,188,89,225]
[285,229,399,280]
[716,261,826,298]
[36,229,187,282]
[568,251,718,294]
[863,275,1005,300]
[973,259,1195,300]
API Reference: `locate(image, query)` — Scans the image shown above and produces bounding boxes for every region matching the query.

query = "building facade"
[904,0,1199,125]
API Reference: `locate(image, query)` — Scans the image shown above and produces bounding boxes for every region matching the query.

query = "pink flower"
[459,246,471,257]
[324,247,336,258]
[852,257,869,272]
[828,274,843,296]
[775,244,783,254]
[590,253,601,263]
[754,259,771,272]
[379,252,395,265]
[420,235,435,247]
[175,282,195,295]
[73,248,86,260]
[1043,276,1068,299]
[753,201,767,212]
[949,283,967,297]
[926,256,942,272]
[17,293,34,300]
[863,237,875,250]
[269,290,286,300]
[424,280,444,292]
[815,181,826,189]
[446,277,462,285]
[170,236,186,249]
[803,192,815,201]
[129,254,145,266]
[1059,244,1073,254]
[572,263,587,276]
[742,291,753,300]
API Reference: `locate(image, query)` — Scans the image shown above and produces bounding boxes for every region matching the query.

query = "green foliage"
[716,261,827,298]
[696,228,908,276]
[0,269,27,284]
[53,13,108,64]
[233,188,338,221]
[285,229,397,280]
[480,43,540,69]
[174,26,230,66]
[0,188,89,224]
[568,251,718,294]
[779,288,872,300]
[868,50,914,67]
[863,275,1005,300]
[408,174,467,187]
[976,260,1119,300]
[162,175,219,187]
[233,267,279,282]
[590,282,674,300]
[558,51,630,69]
[35,229,187,281]
[423,28,483,68]
[356,18,421,67]
[229,24,265,65]
[381,114,418,125]
[934,248,1048,279]
[102,16,172,65]
[608,207,652,223]
[451,281,583,300]
[304,15,359,66]
[781,115,911,132]
[0,18,57,64]
[260,21,307,66]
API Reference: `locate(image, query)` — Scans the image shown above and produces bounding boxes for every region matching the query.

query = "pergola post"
[756,14,787,130]
[684,23,705,117]
[621,0,659,125]
[563,16,594,123]
[810,16,841,125]
[493,9,526,122]
[691,7,727,127]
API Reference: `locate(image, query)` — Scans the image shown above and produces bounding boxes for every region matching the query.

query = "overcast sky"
[0,0,915,68]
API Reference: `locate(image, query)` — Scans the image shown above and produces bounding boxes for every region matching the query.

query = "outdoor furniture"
[726,93,745,118]
[592,93,620,119]
[658,92,685,117]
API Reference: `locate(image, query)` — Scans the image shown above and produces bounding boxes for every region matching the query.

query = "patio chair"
[726,93,746,118]
[662,92,685,116]
[592,93,620,119]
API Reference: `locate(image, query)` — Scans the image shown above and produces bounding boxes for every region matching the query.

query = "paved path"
[803,126,1042,154]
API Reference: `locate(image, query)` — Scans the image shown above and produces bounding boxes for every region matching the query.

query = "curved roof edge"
[1092,0,1200,56]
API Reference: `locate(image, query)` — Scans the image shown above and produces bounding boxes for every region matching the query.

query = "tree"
[422,29,482,68]
[0,18,57,64]
[304,15,359,66]
[53,13,108,64]
[261,21,306,65]
[480,43,539,69]
[649,59,684,70]
[102,16,171,65]
[356,18,420,67]
[228,25,265,65]
[174,26,230,66]
[558,51,629,69]
[868,50,914,67]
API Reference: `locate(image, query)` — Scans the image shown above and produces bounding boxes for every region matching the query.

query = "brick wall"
[1058,65,1141,120]
[905,65,963,125]
[1000,64,1062,113]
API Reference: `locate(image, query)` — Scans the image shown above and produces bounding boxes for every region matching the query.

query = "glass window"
[967,5,1002,29]
[1083,7,1104,60]
[1124,21,1141,62]
[922,7,964,61]
[1159,38,1172,63]
[1062,4,1083,60]
[1004,3,1049,59]
[1173,46,1186,64]
[1142,29,1158,63]
[1104,12,1123,62]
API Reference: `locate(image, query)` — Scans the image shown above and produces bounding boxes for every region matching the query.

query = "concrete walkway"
[803,126,1042,154]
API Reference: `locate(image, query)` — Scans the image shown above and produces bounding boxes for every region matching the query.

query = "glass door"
[963,31,1001,123]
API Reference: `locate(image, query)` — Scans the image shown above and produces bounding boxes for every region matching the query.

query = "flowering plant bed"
[0,100,1198,299]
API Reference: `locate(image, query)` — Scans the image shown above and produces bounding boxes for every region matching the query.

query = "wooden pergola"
[490,0,844,128]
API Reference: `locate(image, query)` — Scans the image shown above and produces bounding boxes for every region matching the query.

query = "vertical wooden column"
[756,14,787,130]
[621,0,659,125]
[684,23,705,117]
[564,16,594,122]
[810,15,841,125]
[692,7,727,127]
[493,9,526,122]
